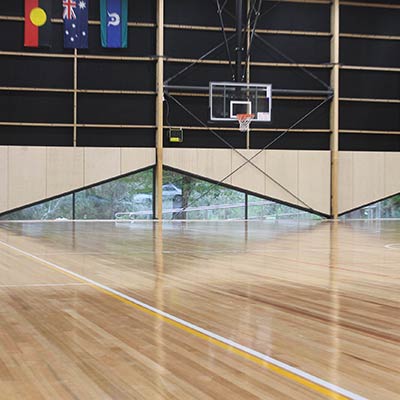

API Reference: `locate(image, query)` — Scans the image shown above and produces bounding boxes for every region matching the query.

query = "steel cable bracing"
[259,0,284,20]
[243,0,263,77]
[216,0,235,79]
[164,35,237,85]
[242,0,258,48]
[165,93,333,216]
[254,32,332,91]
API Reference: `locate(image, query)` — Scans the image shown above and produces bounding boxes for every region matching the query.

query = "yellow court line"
[0,240,353,400]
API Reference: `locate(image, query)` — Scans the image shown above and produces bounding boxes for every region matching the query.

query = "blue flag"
[100,0,128,48]
[63,0,88,48]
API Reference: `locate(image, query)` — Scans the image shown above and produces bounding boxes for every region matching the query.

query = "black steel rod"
[164,84,333,96]
[245,0,262,59]
[235,0,243,82]
[164,36,236,85]
[216,0,235,79]
[254,32,332,91]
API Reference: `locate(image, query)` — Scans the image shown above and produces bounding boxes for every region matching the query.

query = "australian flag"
[63,0,88,48]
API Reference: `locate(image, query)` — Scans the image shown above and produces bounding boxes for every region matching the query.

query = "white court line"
[0,219,325,223]
[0,283,87,288]
[0,239,367,400]
[33,249,290,256]
[384,243,400,250]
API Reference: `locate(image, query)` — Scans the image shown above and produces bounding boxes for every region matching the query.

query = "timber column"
[330,0,340,219]
[155,0,164,219]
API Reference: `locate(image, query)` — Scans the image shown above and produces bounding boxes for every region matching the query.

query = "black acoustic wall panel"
[251,132,330,150]
[0,1,398,150]
[165,95,329,132]
[165,29,232,61]
[268,99,330,130]
[165,63,234,86]
[86,0,156,23]
[250,67,331,91]
[0,20,71,54]
[0,1,156,148]
[340,102,400,132]
[165,0,235,27]
[0,126,72,146]
[78,94,155,125]
[163,96,329,131]
[164,95,210,127]
[78,60,155,91]
[165,63,331,91]
[341,38,400,68]
[251,35,331,65]
[341,5,400,36]
[80,26,156,57]
[0,92,72,123]
[0,57,73,89]
[257,2,330,32]
[78,128,156,147]
[340,70,400,100]
[0,3,23,16]
[340,133,400,152]
[164,128,246,149]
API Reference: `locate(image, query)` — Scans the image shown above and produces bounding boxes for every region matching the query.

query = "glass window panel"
[162,170,245,220]
[0,195,73,220]
[247,195,321,220]
[1,168,154,221]
[75,169,153,220]
[341,195,400,219]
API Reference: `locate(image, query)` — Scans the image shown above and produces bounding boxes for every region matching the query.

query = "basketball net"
[237,113,254,132]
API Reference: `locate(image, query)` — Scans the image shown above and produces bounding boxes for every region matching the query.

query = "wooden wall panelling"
[231,150,266,195]
[46,147,84,198]
[265,150,299,207]
[0,147,8,212]
[298,150,330,215]
[8,147,46,210]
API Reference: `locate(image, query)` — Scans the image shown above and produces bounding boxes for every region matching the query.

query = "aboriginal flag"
[24,0,52,48]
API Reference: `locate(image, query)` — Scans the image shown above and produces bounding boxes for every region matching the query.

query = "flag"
[63,0,88,48]
[100,0,128,48]
[24,0,52,47]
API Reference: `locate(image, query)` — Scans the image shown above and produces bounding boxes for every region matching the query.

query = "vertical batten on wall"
[330,0,340,219]
[73,49,78,147]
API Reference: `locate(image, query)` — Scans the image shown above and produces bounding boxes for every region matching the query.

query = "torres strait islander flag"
[24,0,52,47]
[100,0,128,48]
[63,0,88,48]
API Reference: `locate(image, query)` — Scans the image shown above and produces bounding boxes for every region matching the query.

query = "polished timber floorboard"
[0,220,399,399]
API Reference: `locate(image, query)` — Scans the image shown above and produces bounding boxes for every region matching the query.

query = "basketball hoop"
[237,113,254,132]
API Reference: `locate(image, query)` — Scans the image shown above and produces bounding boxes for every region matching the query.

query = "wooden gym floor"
[0,220,399,399]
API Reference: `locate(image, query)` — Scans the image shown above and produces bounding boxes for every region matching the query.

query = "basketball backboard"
[209,82,272,122]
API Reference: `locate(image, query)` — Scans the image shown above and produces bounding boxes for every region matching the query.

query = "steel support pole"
[330,0,340,219]
[164,84,333,96]
[155,0,164,220]
[72,192,76,220]
[246,0,251,149]
[235,0,243,82]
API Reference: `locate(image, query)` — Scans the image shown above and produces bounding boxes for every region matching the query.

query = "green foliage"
[75,169,153,219]
[343,194,400,219]
[9,167,399,221]
[0,196,73,220]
